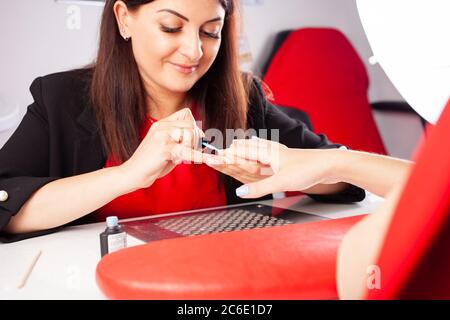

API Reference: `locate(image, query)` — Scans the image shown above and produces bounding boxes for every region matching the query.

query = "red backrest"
[366,101,450,299]
[264,28,387,154]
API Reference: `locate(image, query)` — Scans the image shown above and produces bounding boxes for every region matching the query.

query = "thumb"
[235,175,283,199]
[170,143,205,164]
[165,108,193,121]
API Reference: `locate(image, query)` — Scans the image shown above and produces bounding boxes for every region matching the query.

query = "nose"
[179,30,203,62]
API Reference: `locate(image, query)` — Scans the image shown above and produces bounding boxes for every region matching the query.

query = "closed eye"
[161,25,221,39]
[160,26,182,33]
[202,31,221,39]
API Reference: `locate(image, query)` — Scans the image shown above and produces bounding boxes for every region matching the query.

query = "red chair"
[366,100,450,299]
[263,28,387,155]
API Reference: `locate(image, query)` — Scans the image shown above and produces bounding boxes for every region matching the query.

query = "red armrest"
[96,215,366,300]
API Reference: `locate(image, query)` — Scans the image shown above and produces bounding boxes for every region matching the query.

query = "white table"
[0,193,383,299]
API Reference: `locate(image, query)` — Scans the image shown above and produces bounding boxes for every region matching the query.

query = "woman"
[0,0,363,242]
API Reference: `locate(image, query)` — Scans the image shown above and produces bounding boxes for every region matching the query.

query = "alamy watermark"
[366,265,381,290]
[174,125,282,175]
[66,5,81,30]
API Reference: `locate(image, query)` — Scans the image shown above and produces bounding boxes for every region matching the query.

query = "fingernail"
[236,185,249,197]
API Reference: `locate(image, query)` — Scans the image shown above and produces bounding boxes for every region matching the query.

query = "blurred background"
[0,0,424,159]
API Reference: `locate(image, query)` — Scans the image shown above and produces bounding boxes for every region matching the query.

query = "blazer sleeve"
[252,79,366,203]
[0,77,60,240]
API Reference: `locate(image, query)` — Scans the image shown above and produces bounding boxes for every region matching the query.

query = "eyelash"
[160,26,221,39]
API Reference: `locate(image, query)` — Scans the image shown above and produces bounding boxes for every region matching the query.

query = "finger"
[225,158,264,176]
[203,155,229,167]
[159,119,203,134]
[204,162,226,171]
[220,145,256,166]
[203,158,229,171]
[175,109,205,141]
[235,175,285,199]
[166,127,196,148]
[193,122,205,148]
[171,144,225,165]
[163,108,194,121]
[157,120,195,129]
[170,144,203,164]
[218,164,248,180]
[168,127,184,143]
[181,127,195,149]
[232,137,273,149]
[206,163,259,184]
[225,145,262,163]
[224,144,272,165]
[158,119,204,147]
[232,137,285,158]
[206,161,244,177]
[224,161,273,183]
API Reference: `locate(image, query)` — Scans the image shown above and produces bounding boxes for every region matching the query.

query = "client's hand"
[204,141,274,185]
[209,137,339,198]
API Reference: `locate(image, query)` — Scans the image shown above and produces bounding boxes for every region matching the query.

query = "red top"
[95,113,226,222]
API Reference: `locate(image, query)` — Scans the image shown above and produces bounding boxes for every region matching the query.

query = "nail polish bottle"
[100,216,127,257]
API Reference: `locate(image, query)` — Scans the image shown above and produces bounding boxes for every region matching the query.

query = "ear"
[113,1,131,40]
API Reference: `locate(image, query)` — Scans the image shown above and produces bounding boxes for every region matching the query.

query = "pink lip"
[169,62,199,74]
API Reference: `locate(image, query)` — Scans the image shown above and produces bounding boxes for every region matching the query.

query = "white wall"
[0,0,418,157]
[1,0,103,113]
[0,0,403,111]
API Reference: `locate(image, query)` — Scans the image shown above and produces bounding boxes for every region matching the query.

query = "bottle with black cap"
[100,216,127,257]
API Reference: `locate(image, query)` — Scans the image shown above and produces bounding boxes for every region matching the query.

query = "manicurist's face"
[117,0,225,95]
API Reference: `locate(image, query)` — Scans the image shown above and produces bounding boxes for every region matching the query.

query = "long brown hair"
[90,0,249,163]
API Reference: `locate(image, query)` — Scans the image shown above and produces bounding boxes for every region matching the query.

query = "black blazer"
[0,69,365,242]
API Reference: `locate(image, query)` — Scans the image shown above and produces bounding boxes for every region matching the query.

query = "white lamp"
[356,0,450,124]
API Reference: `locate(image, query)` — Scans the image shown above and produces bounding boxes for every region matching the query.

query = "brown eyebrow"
[204,17,223,24]
[157,9,223,24]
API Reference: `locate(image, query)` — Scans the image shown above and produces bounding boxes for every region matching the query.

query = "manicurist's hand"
[5,108,224,234]
[118,108,217,191]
